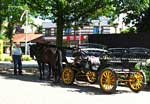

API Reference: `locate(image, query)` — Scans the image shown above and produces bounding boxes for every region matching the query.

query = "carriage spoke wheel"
[86,71,97,84]
[61,67,74,85]
[128,71,145,92]
[99,69,117,93]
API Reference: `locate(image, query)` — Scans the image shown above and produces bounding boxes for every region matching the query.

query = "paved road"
[0,71,150,104]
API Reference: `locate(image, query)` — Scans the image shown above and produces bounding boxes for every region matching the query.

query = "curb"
[0,60,39,74]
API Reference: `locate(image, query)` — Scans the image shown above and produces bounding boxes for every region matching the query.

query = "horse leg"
[52,65,60,83]
[42,63,45,79]
[38,62,42,80]
[51,65,57,82]
[55,64,61,83]
[56,64,61,82]
[55,50,62,83]
[47,64,52,80]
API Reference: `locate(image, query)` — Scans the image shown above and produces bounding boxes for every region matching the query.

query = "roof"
[13,33,43,43]
[81,48,108,52]
[31,36,49,43]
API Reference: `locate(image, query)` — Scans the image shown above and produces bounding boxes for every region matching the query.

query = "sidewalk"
[0,60,38,73]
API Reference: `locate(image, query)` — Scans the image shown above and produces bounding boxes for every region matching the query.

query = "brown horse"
[30,43,62,82]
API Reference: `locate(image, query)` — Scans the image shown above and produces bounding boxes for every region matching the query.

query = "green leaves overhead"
[25,0,112,47]
[26,0,110,25]
[112,0,150,25]
[1,0,150,47]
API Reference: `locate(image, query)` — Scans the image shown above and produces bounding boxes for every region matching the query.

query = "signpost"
[20,10,28,55]
[0,40,3,60]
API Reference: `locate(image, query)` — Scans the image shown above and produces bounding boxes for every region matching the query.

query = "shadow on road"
[1,71,149,95]
[0,71,45,83]
[142,85,150,92]
[41,81,133,95]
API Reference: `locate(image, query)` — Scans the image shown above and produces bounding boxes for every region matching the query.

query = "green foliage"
[3,55,12,61]
[121,27,137,33]
[135,7,150,33]
[146,59,150,67]
[1,0,149,48]
[0,1,28,53]
[0,57,2,61]
[0,1,35,46]
[0,33,6,39]
[135,62,150,83]
[25,0,150,47]
[2,55,32,61]
[22,55,32,61]
[25,0,112,47]
[0,0,11,32]
[112,0,149,27]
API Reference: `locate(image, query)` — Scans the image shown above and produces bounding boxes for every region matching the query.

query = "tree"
[1,0,149,46]
[0,0,11,33]
[112,0,149,26]
[24,0,112,47]
[0,0,30,55]
[25,0,150,47]
[121,27,136,33]
[135,6,150,32]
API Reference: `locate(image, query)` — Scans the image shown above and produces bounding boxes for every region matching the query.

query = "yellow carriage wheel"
[61,66,75,85]
[128,71,145,92]
[99,69,117,93]
[86,71,97,84]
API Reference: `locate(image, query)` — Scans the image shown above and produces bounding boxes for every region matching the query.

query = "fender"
[138,70,147,85]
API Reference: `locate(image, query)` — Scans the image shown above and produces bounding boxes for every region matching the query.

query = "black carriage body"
[61,44,146,93]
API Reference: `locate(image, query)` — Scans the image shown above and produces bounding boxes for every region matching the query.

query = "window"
[45,28,51,36]
[93,26,99,34]
[65,28,72,35]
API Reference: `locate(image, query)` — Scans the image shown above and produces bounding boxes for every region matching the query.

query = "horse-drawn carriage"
[29,42,146,93]
[61,47,146,93]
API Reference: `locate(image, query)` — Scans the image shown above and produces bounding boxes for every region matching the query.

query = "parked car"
[108,48,129,58]
[128,47,150,59]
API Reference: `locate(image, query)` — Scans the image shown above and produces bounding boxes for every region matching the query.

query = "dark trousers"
[12,55,22,75]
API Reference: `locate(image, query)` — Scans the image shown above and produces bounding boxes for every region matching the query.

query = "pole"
[79,27,81,44]
[25,10,28,55]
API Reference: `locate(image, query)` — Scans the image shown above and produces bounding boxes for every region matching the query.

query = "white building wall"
[42,14,128,35]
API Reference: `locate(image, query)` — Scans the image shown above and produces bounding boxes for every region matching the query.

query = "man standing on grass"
[12,42,22,75]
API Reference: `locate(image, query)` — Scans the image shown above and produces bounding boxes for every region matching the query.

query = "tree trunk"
[9,39,13,56]
[56,9,64,48]
[7,22,14,56]
[0,19,3,33]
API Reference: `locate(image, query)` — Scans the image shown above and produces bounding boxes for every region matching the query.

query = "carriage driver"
[72,44,82,65]
[12,42,23,75]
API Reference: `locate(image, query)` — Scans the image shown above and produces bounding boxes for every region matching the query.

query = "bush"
[135,62,150,83]
[146,59,150,66]
[4,56,12,61]
[121,27,137,33]
[0,57,2,61]
[22,55,32,61]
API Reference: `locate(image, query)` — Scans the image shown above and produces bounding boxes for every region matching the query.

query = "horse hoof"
[53,80,60,83]
[39,77,43,80]
[50,76,54,78]
[47,76,52,79]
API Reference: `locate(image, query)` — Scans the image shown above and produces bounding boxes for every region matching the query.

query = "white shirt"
[12,48,22,55]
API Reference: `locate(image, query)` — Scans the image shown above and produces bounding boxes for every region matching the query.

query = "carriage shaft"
[118,79,133,82]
